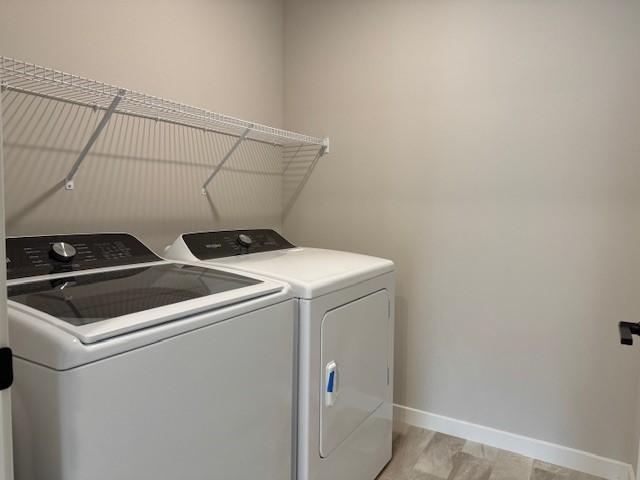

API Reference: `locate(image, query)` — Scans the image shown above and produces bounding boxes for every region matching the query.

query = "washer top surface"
[7,233,288,347]
[165,229,394,299]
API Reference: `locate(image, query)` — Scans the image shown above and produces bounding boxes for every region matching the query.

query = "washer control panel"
[182,229,295,260]
[6,233,161,279]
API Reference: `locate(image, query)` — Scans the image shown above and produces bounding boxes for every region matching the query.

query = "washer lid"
[8,262,281,344]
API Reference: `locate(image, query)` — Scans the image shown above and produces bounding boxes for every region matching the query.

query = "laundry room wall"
[0,0,285,252]
[283,0,640,466]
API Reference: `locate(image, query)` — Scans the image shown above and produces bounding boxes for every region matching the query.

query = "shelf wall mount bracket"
[64,89,126,191]
[201,126,252,196]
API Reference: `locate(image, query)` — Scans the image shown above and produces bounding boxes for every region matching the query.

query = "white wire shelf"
[0,56,328,193]
[0,57,327,147]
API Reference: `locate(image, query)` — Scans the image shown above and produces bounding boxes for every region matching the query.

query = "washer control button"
[50,242,77,262]
[237,234,253,248]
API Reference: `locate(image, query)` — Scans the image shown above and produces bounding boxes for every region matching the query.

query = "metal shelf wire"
[0,57,326,147]
[0,56,328,193]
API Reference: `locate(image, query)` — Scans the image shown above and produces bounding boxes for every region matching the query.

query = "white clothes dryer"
[165,229,395,480]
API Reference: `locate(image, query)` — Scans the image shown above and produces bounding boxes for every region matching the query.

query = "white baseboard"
[394,404,635,480]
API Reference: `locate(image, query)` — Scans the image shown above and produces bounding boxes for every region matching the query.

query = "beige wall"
[284,0,640,464]
[0,0,284,251]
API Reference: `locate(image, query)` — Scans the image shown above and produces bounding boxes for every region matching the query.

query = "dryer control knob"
[50,242,77,262]
[237,234,253,248]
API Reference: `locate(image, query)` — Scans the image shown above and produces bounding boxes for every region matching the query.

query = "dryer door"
[319,289,390,458]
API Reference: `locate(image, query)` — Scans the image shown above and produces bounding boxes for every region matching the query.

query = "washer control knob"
[50,242,77,262]
[237,233,253,248]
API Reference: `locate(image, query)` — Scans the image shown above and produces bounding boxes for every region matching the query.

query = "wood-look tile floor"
[377,424,605,480]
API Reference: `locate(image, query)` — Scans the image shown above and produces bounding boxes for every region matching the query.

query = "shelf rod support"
[64,89,126,190]
[201,126,252,196]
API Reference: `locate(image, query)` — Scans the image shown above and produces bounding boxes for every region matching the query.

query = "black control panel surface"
[6,233,161,280]
[182,229,295,260]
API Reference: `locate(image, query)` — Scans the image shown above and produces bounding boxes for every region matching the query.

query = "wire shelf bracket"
[201,126,252,196]
[64,89,126,190]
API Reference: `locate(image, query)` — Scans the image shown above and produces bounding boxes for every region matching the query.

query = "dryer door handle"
[325,361,338,406]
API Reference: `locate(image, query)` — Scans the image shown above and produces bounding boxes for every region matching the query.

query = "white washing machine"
[6,233,296,480]
[165,229,395,480]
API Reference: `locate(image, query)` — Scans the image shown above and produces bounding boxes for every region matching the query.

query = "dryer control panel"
[6,233,161,279]
[182,229,295,260]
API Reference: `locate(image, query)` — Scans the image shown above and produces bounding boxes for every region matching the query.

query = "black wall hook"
[619,322,640,346]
